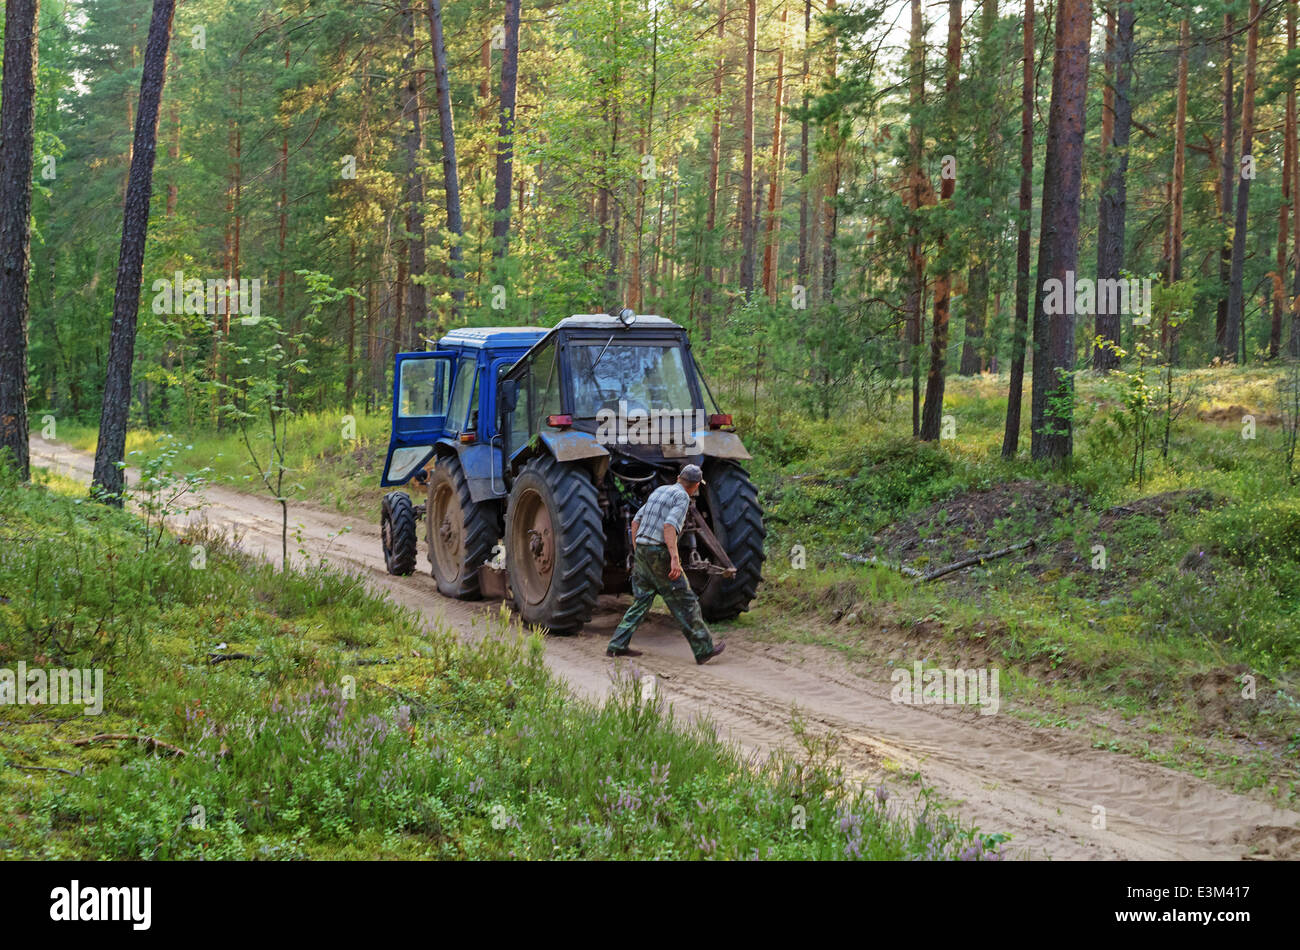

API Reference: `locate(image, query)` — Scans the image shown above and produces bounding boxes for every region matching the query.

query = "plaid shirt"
[633,483,690,546]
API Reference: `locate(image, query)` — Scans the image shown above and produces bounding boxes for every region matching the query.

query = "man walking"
[606,464,726,665]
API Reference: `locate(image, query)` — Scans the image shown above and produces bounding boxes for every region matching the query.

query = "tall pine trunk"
[699,0,726,338]
[739,0,757,298]
[0,0,39,480]
[907,0,924,436]
[959,0,1000,376]
[1290,1,1300,358]
[821,0,840,300]
[1029,0,1089,462]
[1167,17,1188,364]
[1002,0,1034,457]
[761,6,789,302]
[797,0,811,288]
[401,1,427,346]
[1092,0,1133,372]
[491,0,521,261]
[1217,12,1235,357]
[428,0,465,322]
[919,0,962,441]
[1224,0,1259,362]
[92,0,176,503]
[1275,5,1296,358]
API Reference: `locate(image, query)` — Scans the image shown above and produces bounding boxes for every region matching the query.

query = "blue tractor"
[379,311,765,633]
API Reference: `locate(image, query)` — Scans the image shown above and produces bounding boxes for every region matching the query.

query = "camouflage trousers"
[608,544,715,660]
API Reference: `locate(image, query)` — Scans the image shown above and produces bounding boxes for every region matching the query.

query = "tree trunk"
[959,0,1001,377]
[1274,6,1295,359]
[92,0,176,503]
[919,0,962,441]
[798,0,811,288]
[402,1,427,346]
[761,5,789,302]
[740,0,758,298]
[907,0,924,437]
[698,0,727,337]
[1167,17,1188,365]
[491,0,521,260]
[0,0,39,480]
[1225,0,1259,362]
[1290,1,1300,358]
[628,5,659,311]
[1028,0,1088,463]
[346,241,357,407]
[821,0,840,301]
[1092,0,1133,372]
[428,0,465,321]
[1217,12,1235,357]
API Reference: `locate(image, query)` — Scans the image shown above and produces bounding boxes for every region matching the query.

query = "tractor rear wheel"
[699,462,766,621]
[505,454,604,633]
[427,455,501,599]
[381,491,418,576]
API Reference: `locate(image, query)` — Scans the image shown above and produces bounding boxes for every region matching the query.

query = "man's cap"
[679,464,705,485]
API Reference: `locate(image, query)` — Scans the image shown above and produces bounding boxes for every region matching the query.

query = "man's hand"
[665,522,682,579]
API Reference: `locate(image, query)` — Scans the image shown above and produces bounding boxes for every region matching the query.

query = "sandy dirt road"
[29,436,1300,860]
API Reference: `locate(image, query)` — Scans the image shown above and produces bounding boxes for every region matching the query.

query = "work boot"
[606,647,643,658]
[696,641,726,665]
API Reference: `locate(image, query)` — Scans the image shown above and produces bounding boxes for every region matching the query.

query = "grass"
[0,465,989,860]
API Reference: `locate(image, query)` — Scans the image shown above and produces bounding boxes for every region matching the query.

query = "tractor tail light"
[708,413,733,430]
[547,414,573,429]
[459,432,477,444]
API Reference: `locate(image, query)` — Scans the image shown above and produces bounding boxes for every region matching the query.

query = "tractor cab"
[380,326,547,490]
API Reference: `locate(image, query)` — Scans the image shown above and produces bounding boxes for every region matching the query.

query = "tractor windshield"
[569,341,695,417]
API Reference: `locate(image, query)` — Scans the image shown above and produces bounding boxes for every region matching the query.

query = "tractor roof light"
[547,414,573,429]
[617,307,637,328]
[708,413,733,430]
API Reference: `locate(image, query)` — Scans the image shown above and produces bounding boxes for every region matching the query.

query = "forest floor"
[28,429,1300,860]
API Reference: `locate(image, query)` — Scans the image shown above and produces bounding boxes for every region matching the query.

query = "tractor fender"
[534,429,610,482]
[672,429,752,461]
[436,439,508,503]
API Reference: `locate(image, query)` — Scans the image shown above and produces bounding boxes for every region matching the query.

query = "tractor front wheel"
[381,491,418,576]
[427,455,500,598]
[505,454,604,633]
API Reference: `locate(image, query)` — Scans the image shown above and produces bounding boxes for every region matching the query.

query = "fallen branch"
[72,733,187,758]
[5,763,81,776]
[208,652,256,665]
[920,538,1039,581]
[840,553,926,578]
[843,537,1040,582]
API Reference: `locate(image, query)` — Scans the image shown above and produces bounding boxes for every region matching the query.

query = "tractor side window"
[510,377,530,452]
[445,356,476,434]
[398,358,448,418]
[530,342,560,434]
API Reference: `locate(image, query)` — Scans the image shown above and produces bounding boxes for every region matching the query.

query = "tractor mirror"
[499,379,518,414]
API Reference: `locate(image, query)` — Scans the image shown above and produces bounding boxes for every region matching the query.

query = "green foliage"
[1,473,983,860]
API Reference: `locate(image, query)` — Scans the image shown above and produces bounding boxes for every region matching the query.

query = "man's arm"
[662,490,689,580]
[664,523,682,579]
